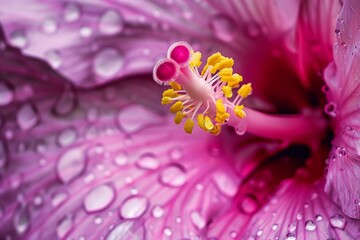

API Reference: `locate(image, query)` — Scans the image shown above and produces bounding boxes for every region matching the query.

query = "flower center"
[153,41,327,143]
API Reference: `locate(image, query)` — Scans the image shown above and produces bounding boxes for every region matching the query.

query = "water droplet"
[136,153,160,170]
[286,233,296,240]
[94,217,103,225]
[345,126,354,135]
[54,86,76,116]
[305,220,316,231]
[58,127,77,147]
[330,214,346,230]
[106,221,146,240]
[17,104,39,130]
[120,196,149,219]
[94,47,124,78]
[99,9,124,35]
[239,195,259,214]
[9,29,27,48]
[315,214,323,221]
[152,205,165,218]
[117,105,163,134]
[272,224,278,231]
[212,171,238,197]
[46,50,62,69]
[256,230,263,237]
[210,14,235,42]
[355,199,360,206]
[0,82,14,106]
[246,22,261,38]
[335,29,341,34]
[13,205,30,234]
[33,194,43,206]
[114,151,129,166]
[230,231,237,238]
[163,227,172,236]
[296,212,303,220]
[235,119,248,135]
[168,147,183,161]
[159,164,187,187]
[51,190,69,207]
[42,18,59,34]
[324,102,337,118]
[57,147,86,183]
[288,222,297,232]
[64,3,81,22]
[84,184,115,213]
[336,146,347,157]
[341,42,347,47]
[80,26,93,38]
[190,211,206,229]
[57,215,73,238]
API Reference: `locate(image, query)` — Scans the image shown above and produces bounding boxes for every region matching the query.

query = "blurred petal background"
[0,0,360,239]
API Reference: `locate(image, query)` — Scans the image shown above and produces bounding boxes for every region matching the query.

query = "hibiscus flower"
[0,0,359,239]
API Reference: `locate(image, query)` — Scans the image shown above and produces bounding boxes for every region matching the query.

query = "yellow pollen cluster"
[160,50,251,135]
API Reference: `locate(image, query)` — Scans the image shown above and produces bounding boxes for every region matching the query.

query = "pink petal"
[324,0,360,219]
[208,179,360,239]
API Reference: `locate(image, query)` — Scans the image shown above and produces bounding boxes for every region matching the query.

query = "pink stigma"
[153,59,178,84]
[168,41,192,66]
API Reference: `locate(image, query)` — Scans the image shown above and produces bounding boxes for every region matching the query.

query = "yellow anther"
[210,125,221,135]
[204,116,215,130]
[215,112,229,124]
[190,51,202,68]
[197,114,205,129]
[161,97,173,105]
[222,86,233,98]
[184,118,195,134]
[170,101,184,113]
[174,111,184,124]
[227,74,243,88]
[170,81,182,91]
[207,52,223,65]
[162,89,178,98]
[218,68,233,77]
[234,105,246,118]
[237,83,252,98]
[211,58,234,74]
[216,99,226,113]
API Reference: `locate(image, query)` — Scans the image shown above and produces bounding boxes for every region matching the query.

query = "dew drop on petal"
[83,184,115,213]
[330,214,346,230]
[305,220,316,231]
[17,104,39,130]
[80,26,93,38]
[42,18,59,34]
[210,14,235,42]
[94,217,103,225]
[64,3,81,22]
[190,211,206,229]
[56,215,73,238]
[235,119,248,135]
[286,233,296,240]
[106,221,146,240]
[54,86,76,116]
[99,9,124,35]
[57,147,86,183]
[315,214,323,222]
[120,196,149,219]
[58,127,77,147]
[51,190,69,207]
[324,102,337,118]
[239,195,259,214]
[212,171,238,197]
[117,105,163,134]
[9,29,27,49]
[0,82,14,106]
[272,224,278,231]
[159,164,187,187]
[288,223,297,232]
[46,50,62,69]
[13,205,30,234]
[163,227,172,236]
[114,150,129,166]
[94,47,124,78]
[152,205,165,218]
[136,153,160,170]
